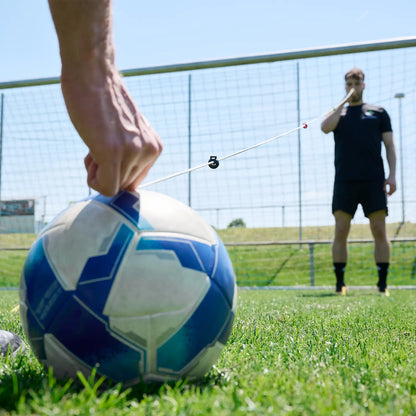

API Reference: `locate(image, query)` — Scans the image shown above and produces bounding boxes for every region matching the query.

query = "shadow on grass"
[265,247,301,286]
[0,356,228,413]
[126,366,228,400]
[297,289,384,299]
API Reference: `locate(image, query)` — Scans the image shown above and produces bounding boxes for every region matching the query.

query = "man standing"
[321,68,397,296]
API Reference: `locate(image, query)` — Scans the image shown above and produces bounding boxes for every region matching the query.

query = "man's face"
[345,77,365,103]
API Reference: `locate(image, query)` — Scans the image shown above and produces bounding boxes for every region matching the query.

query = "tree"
[227,218,246,228]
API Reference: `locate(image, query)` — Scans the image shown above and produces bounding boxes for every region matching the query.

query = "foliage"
[227,218,246,228]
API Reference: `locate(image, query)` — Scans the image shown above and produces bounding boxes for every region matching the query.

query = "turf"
[0,289,415,415]
[1,227,415,288]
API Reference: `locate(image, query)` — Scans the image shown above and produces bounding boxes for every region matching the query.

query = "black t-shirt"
[333,103,392,182]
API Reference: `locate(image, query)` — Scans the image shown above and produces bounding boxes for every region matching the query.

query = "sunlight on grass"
[0,290,415,415]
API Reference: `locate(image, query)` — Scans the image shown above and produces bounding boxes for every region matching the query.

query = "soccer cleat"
[335,285,347,296]
[378,288,390,297]
[0,330,26,357]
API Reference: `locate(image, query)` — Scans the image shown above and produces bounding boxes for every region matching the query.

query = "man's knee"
[369,210,388,241]
[334,210,351,240]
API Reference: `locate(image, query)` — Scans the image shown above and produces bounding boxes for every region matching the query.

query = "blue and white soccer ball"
[19,190,236,384]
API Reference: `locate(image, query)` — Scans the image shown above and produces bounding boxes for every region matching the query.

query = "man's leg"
[333,210,352,294]
[369,210,390,295]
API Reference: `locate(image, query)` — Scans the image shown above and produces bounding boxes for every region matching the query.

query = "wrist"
[60,45,117,87]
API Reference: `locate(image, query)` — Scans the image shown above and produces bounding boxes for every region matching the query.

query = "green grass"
[217,221,416,243]
[0,251,26,287]
[0,289,415,415]
[1,224,415,288]
[228,240,416,287]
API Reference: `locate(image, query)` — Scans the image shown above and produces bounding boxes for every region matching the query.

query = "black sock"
[377,263,389,291]
[333,263,346,290]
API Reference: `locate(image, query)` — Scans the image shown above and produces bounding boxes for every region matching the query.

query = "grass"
[0,251,27,287]
[1,223,416,288]
[0,289,415,415]
[228,240,416,287]
[217,221,416,243]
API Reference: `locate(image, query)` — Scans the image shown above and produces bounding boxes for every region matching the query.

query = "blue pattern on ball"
[49,295,145,382]
[136,236,216,274]
[157,279,232,374]
[21,190,236,383]
[23,226,146,381]
[77,224,134,314]
[23,237,69,330]
[94,192,153,230]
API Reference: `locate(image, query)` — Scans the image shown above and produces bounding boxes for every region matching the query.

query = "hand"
[384,176,397,196]
[344,88,356,104]
[62,70,162,196]
[49,0,163,197]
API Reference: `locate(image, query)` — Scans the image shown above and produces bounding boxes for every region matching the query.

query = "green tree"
[227,218,246,228]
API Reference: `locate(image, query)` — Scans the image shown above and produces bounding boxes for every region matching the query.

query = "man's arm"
[320,105,343,134]
[382,131,397,195]
[48,0,162,196]
[320,89,355,134]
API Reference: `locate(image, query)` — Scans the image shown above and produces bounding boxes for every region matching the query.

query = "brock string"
[139,89,354,189]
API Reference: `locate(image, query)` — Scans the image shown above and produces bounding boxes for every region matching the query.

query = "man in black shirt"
[321,68,397,296]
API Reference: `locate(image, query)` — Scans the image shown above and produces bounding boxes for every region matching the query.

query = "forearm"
[386,144,397,179]
[48,0,115,81]
[321,89,355,134]
[320,105,343,134]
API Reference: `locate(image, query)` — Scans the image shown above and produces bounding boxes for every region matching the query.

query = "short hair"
[345,68,365,81]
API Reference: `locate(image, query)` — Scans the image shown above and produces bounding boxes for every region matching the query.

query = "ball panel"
[136,235,214,274]
[76,223,134,315]
[20,303,47,360]
[42,200,131,290]
[217,310,235,345]
[105,243,210,318]
[48,295,145,382]
[93,192,153,231]
[43,333,93,380]
[184,342,225,380]
[37,200,89,239]
[22,237,70,331]
[138,190,218,244]
[156,279,233,375]
[108,293,209,357]
[211,238,236,308]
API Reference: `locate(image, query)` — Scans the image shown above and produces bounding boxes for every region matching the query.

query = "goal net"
[1,38,415,287]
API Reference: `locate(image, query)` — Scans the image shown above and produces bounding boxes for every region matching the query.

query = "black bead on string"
[208,156,219,169]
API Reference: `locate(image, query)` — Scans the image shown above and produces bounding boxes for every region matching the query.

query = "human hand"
[49,0,162,197]
[384,176,397,196]
[344,88,355,104]
[62,70,162,197]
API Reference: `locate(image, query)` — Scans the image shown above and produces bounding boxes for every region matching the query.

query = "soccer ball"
[19,190,236,384]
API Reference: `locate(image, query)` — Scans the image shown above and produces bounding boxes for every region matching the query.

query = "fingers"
[119,142,161,191]
[126,163,154,192]
[84,153,121,197]
[388,183,397,196]
[344,88,355,104]
[383,179,397,196]
[84,133,161,196]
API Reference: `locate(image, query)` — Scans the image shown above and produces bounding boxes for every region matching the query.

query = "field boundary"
[238,285,416,290]
[2,285,416,292]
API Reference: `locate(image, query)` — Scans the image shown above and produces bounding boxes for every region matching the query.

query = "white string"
[139,90,354,189]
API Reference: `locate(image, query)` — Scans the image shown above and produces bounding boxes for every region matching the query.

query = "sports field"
[2,223,416,288]
[0,289,415,415]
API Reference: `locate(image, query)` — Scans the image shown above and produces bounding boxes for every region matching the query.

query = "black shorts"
[332,181,388,218]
